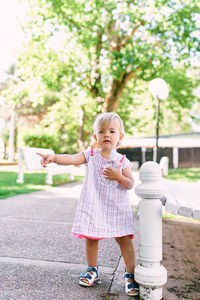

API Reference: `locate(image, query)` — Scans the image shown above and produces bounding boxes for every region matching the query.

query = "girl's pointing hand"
[37,152,55,168]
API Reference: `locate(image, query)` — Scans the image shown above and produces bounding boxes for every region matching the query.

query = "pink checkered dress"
[71,148,134,239]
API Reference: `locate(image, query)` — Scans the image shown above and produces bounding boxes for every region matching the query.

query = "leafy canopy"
[2,0,200,152]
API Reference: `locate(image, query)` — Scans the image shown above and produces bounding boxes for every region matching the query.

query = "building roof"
[121,132,200,148]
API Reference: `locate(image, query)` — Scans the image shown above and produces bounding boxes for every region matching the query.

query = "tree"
[23,0,199,105]
[8,0,200,151]
[0,71,20,160]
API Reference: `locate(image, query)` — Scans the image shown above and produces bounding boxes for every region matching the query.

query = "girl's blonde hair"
[93,112,125,135]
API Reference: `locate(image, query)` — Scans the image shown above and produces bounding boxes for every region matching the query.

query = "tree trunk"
[103,71,136,112]
[103,78,124,112]
[78,105,91,151]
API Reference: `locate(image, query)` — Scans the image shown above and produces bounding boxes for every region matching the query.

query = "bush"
[23,131,59,153]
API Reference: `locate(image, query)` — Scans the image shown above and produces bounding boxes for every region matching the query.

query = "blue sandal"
[79,266,99,287]
[124,272,139,297]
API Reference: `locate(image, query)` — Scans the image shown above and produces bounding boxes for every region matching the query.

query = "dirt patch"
[162,219,200,300]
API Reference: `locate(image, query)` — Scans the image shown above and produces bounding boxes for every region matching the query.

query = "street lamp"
[148,78,169,162]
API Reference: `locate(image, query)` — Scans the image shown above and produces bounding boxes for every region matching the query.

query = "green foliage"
[23,130,59,152]
[2,0,199,153]
[118,76,194,137]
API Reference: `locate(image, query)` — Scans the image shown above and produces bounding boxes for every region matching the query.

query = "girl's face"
[94,118,124,151]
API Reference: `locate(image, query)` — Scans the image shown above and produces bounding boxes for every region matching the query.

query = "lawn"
[0,167,199,200]
[0,170,83,199]
[165,168,200,182]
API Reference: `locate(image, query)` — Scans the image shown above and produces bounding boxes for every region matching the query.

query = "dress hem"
[71,232,134,240]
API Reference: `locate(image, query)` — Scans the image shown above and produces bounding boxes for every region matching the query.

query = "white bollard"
[135,161,167,300]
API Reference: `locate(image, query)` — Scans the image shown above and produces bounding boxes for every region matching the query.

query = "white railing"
[16,147,74,185]
[163,179,200,219]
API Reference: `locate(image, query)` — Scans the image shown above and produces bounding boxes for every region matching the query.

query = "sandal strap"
[86,266,98,276]
[124,272,134,279]
[124,272,139,293]
[80,266,98,279]
[80,272,92,280]
[127,282,139,290]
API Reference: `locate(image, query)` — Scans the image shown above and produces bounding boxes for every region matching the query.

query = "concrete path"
[0,179,140,300]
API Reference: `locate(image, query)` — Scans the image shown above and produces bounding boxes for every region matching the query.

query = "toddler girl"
[37,112,139,297]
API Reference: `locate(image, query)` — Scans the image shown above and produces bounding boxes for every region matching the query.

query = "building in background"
[119,132,200,169]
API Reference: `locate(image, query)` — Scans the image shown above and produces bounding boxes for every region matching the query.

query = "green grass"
[0,171,83,199]
[165,168,200,182]
[1,167,199,202]
[162,210,196,221]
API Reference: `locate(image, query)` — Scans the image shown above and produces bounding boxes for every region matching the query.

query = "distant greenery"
[23,130,60,153]
[1,0,199,154]
[165,168,200,182]
[0,171,83,199]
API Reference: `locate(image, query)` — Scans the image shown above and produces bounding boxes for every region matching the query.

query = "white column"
[173,147,178,169]
[135,161,167,300]
[153,146,156,162]
[16,148,24,184]
[141,147,146,164]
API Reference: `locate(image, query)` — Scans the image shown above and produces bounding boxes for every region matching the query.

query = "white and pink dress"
[71,148,134,240]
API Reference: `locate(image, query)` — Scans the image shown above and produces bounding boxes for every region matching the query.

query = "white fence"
[16,147,74,185]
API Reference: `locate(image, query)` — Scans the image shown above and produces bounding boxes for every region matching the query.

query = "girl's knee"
[115,235,132,245]
[86,238,99,247]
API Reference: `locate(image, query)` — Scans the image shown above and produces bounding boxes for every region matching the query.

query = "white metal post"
[135,161,167,300]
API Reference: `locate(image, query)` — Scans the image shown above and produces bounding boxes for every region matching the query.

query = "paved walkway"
[3,168,199,299]
[0,178,141,300]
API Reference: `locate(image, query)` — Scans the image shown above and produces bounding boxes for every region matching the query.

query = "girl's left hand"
[103,164,122,181]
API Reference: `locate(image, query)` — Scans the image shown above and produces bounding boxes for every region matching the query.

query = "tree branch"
[112,20,144,51]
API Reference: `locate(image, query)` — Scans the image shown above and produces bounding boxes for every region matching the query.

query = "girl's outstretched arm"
[37,152,86,168]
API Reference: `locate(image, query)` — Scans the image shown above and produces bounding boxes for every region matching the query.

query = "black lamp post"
[148,78,169,162]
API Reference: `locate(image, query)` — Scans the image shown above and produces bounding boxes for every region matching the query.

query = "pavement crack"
[107,254,122,294]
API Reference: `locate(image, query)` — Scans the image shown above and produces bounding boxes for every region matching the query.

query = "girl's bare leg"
[115,236,135,273]
[86,238,99,267]
[115,236,136,294]
[81,238,99,284]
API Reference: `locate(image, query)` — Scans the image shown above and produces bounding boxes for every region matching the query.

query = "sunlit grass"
[165,168,200,182]
[162,210,199,222]
[0,171,83,199]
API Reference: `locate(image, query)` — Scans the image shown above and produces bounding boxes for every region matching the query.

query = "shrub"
[23,131,59,153]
